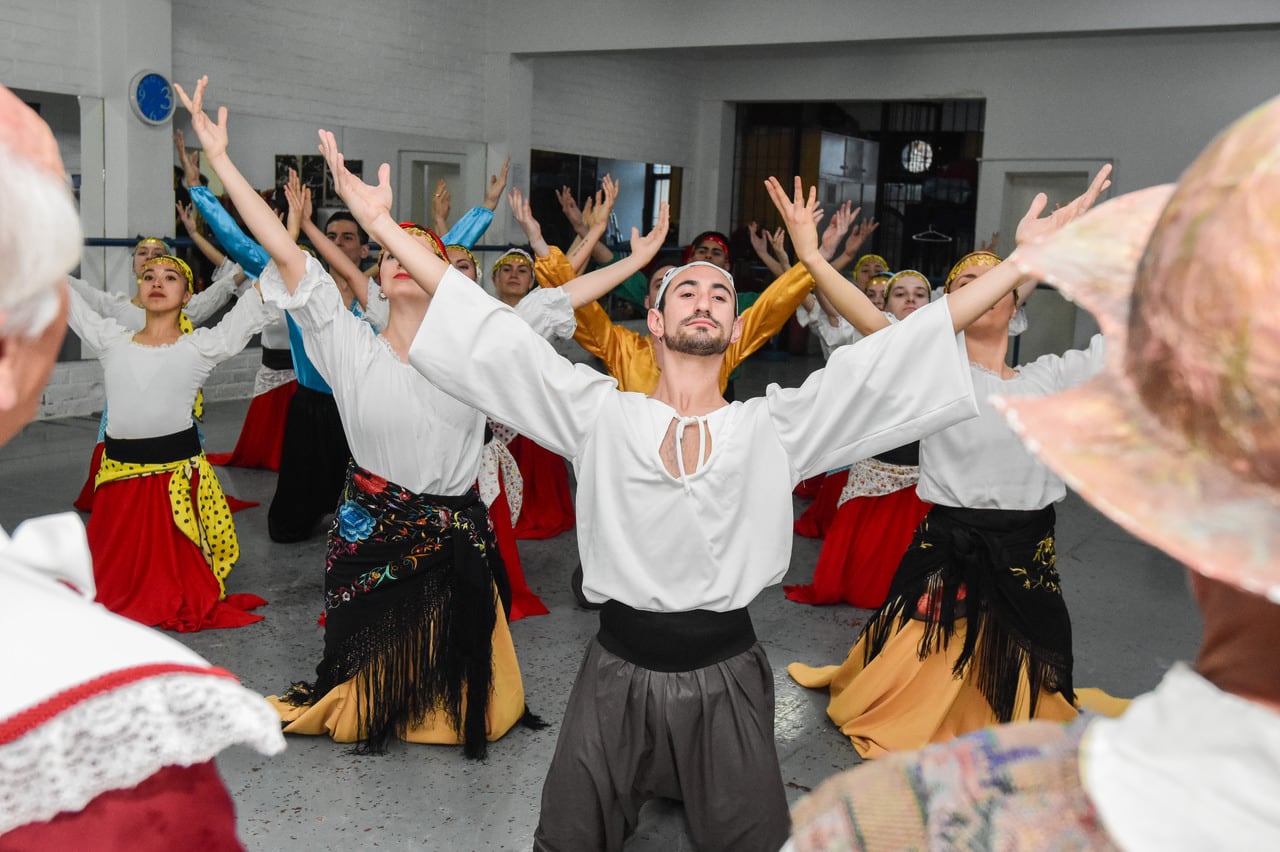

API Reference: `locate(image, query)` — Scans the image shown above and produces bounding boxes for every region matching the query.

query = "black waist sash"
[261,346,293,371]
[283,460,507,759]
[597,601,757,672]
[103,424,201,464]
[873,440,920,467]
[861,503,1073,721]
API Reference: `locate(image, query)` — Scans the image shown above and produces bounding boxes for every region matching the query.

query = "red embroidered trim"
[0,664,238,744]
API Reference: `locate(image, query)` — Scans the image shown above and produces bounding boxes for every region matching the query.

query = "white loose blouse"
[67,259,242,335]
[259,256,485,496]
[916,334,1106,510]
[365,275,575,341]
[409,267,978,612]
[67,287,271,440]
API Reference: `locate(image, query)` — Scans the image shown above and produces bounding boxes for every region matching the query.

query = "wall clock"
[129,70,174,125]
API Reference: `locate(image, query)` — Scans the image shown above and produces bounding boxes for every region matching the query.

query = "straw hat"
[996,96,1280,602]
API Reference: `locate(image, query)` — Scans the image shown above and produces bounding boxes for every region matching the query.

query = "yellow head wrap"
[944,251,1002,293]
[854,254,889,277]
[139,255,201,420]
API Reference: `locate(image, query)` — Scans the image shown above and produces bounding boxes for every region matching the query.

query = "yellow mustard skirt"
[267,601,526,746]
[788,617,1128,760]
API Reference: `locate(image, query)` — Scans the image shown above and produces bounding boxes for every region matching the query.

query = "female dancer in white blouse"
[68,252,271,632]
[69,236,242,511]
[179,76,668,755]
[789,182,1132,758]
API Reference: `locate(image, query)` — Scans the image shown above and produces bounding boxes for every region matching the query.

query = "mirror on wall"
[530,149,683,253]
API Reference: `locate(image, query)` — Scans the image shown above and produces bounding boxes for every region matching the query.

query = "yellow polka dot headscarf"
[140,255,195,293]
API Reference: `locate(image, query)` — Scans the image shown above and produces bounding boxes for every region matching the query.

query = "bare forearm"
[754,250,785,278]
[364,211,450,297]
[188,228,226,267]
[205,151,306,287]
[300,217,365,308]
[568,223,607,274]
[800,250,889,335]
[946,259,1029,332]
[561,250,648,309]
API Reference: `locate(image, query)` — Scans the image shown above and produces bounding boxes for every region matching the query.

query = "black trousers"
[267,385,351,542]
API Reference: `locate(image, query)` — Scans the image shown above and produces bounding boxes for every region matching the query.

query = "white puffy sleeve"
[409,267,615,459]
[767,296,978,480]
[184,287,272,364]
[66,286,128,355]
[258,254,374,390]
[183,263,242,325]
[514,287,576,341]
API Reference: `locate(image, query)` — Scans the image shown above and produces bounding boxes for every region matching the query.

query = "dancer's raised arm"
[1012,164,1112,303]
[765,178,890,336]
[567,175,616,274]
[560,203,668,308]
[285,169,363,307]
[174,76,309,290]
[318,131,451,296]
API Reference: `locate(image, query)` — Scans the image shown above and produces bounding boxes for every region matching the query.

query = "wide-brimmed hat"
[995,96,1280,603]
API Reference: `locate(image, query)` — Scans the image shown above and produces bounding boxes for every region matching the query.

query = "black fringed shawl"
[860,504,1074,721]
[283,461,510,759]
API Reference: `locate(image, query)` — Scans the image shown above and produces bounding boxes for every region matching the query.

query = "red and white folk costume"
[491,248,576,541]
[0,512,284,849]
[206,301,297,471]
[67,266,271,632]
[69,248,242,512]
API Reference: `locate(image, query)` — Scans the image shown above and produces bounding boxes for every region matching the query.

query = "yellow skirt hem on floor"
[789,617,1128,760]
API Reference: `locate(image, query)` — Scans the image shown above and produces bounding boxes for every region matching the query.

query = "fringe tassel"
[289,567,496,759]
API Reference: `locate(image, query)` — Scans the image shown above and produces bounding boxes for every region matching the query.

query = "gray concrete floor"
[3,351,1199,851]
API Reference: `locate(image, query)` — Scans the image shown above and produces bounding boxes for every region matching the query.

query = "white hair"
[0,141,82,335]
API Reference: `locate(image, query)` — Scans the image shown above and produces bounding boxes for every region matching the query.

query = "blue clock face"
[131,72,174,125]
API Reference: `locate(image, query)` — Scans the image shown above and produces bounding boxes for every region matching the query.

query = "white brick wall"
[529,53,700,167]
[171,0,486,140]
[0,0,101,94]
[40,349,261,420]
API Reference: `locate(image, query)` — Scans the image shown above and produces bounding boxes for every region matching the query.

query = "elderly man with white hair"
[0,84,284,850]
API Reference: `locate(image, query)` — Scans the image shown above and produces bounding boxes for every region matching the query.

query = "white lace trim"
[836,457,920,505]
[252,364,296,396]
[0,673,285,834]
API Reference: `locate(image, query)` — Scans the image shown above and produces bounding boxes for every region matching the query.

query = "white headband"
[652,261,736,311]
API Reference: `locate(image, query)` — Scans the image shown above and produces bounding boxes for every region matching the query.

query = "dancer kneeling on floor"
[67,246,271,631]
[318,128,1066,847]
[789,166,1129,760]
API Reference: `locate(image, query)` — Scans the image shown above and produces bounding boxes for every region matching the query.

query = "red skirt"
[88,470,266,632]
[507,434,575,540]
[489,479,549,621]
[207,380,296,472]
[785,486,932,609]
[72,442,106,512]
[77,441,258,513]
[0,761,241,852]
[793,474,825,501]
[793,469,849,538]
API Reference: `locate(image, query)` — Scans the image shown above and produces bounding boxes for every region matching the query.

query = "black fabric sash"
[103,424,201,464]
[597,601,757,672]
[860,504,1073,721]
[261,346,293,371]
[281,460,508,759]
[873,440,920,467]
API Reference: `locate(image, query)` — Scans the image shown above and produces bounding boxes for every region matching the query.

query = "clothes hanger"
[911,224,953,243]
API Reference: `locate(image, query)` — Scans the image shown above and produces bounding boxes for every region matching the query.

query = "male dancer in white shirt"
[304,112,1106,850]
